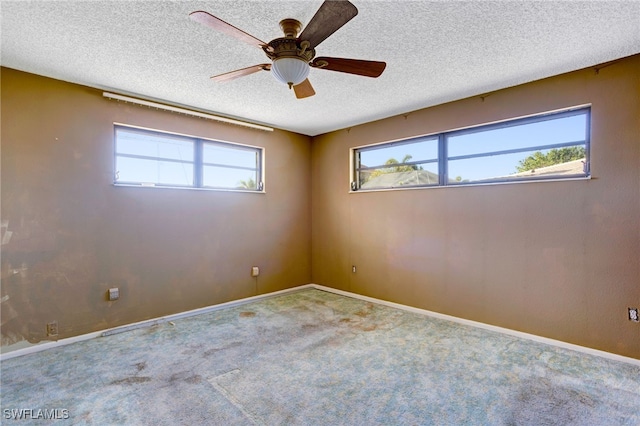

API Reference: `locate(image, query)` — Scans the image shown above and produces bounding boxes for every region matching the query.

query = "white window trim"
[113,123,265,193]
[350,105,591,192]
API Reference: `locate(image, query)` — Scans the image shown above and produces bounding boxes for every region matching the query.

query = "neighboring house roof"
[508,158,586,178]
[360,158,587,188]
[361,169,440,189]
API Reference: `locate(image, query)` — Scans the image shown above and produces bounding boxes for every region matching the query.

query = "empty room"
[1,1,639,424]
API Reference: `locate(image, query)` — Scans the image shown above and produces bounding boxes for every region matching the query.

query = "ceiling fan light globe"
[271,57,309,88]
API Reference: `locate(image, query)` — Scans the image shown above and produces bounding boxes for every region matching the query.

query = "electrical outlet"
[251,266,259,277]
[352,266,357,273]
[46,321,58,336]
[108,287,119,301]
[629,308,639,322]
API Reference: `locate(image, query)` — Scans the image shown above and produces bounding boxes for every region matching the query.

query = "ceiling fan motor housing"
[263,19,316,87]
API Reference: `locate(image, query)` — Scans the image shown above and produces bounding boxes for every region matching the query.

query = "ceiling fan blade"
[190,11,268,50]
[293,79,315,99]
[311,57,386,78]
[298,1,358,49]
[211,64,271,82]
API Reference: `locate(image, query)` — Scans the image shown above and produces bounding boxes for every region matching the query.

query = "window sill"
[113,183,266,194]
[350,175,592,193]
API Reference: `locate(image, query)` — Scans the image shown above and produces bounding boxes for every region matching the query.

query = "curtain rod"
[102,92,274,132]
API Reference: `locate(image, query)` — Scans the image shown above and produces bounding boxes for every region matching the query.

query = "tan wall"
[1,68,311,349]
[311,54,640,359]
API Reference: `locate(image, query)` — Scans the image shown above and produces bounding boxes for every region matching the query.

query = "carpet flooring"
[1,288,639,425]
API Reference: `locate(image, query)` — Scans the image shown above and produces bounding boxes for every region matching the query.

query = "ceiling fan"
[189,0,386,99]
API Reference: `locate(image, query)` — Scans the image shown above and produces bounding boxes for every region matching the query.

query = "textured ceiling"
[2,1,639,136]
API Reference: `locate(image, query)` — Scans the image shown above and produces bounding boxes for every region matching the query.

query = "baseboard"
[0,284,315,361]
[309,284,640,367]
[3,282,638,367]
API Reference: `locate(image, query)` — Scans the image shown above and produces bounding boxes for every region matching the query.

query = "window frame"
[114,124,265,192]
[351,106,590,191]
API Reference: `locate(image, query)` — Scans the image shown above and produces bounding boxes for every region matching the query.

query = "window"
[354,136,440,190]
[352,107,590,190]
[114,125,264,191]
